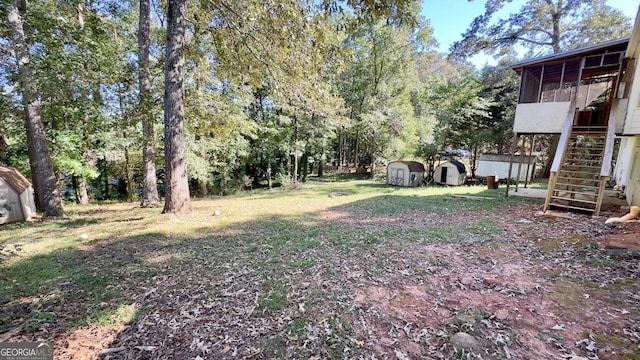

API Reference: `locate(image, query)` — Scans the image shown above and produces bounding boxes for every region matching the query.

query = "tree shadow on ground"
[309,173,372,182]
[2,192,638,359]
[1,192,512,357]
[0,231,176,334]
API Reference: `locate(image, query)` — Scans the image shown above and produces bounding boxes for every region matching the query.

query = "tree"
[426,74,492,177]
[5,0,63,217]
[450,0,632,177]
[477,60,520,154]
[163,0,191,214]
[180,0,348,189]
[152,0,425,206]
[34,1,124,205]
[450,0,631,59]
[0,130,6,157]
[246,85,289,189]
[336,18,436,171]
[139,0,160,207]
[321,0,421,27]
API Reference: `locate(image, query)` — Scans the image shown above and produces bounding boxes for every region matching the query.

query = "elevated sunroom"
[510,37,629,134]
[506,38,630,216]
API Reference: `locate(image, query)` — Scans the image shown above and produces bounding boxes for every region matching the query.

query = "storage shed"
[0,166,36,224]
[434,160,467,186]
[477,154,537,182]
[387,161,425,187]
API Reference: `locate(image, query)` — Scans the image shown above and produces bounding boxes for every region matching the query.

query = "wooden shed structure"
[0,166,36,224]
[387,161,425,187]
[434,160,467,186]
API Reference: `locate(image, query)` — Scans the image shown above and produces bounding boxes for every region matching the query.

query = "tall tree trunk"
[101,157,110,199]
[0,130,7,157]
[267,154,273,189]
[471,142,478,178]
[292,116,298,184]
[125,148,134,202]
[318,145,324,177]
[543,4,562,177]
[542,134,559,178]
[551,9,561,54]
[76,175,89,205]
[7,0,63,217]
[341,134,345,166]
[301,153,308,181]
[293,153,298,184]
[75,112,90,205]
[337,132,341,167]
[199,180,208,196]
[163,0,191,214]
[139,0,160,207]
[354,130,359,168]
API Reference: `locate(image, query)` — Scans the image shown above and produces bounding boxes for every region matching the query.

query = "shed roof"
[479,153,537,162]
[391,161,425,172]
[0,166,32,194]
[440,160,467,174]
[509,37,630,72]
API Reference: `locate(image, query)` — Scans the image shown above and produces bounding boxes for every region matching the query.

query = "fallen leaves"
[2,190,639,359]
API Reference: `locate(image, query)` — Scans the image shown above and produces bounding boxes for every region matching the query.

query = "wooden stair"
[546,126,608,214]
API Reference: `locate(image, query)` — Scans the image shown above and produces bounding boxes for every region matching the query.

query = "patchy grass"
[1,179,638,359]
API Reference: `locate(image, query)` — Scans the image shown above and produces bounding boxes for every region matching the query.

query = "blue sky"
[421,0,640,65]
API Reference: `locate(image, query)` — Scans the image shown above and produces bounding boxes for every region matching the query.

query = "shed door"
[396,169,405,186]
[440,166,448,183]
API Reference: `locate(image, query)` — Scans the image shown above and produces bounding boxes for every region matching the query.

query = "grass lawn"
[1,176,638,359]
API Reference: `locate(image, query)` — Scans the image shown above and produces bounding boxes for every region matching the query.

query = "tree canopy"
[450,0,632,59]
[0,0,633,213]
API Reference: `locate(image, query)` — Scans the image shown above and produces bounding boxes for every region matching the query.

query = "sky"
[421,0,640,66]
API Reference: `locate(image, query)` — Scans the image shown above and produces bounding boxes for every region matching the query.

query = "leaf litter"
[0,194,638,359]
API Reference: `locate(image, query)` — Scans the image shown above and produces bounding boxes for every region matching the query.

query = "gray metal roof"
[509,37,630,69]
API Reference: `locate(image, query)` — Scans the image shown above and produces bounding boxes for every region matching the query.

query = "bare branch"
[1,83,17,96]
[497,36,552,47]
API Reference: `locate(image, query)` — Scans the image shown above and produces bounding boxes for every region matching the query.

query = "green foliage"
[322,0,422,27]
[476,59,520,154]
[0,109,28,172]
[451,0,632,59]
[426,74,491,148]
[336,17,437,169]
[185,72,254,194]
[1,0,633,202]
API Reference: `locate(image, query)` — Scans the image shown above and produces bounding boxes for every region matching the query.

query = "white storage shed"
[477,154,537,182]
[387,161,425,187]
[434,160,467,186]
[0,166,36,225]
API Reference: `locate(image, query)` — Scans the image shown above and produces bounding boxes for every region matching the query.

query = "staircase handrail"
[600,116,616,177]
[550,99,577,173]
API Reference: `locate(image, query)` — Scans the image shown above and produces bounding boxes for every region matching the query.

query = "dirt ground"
[3,200,639,359]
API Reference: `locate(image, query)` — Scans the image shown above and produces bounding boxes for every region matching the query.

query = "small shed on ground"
[434,160,467,186]
[478,154,537,182]
[387,161,425,187]
[0,166,36,224]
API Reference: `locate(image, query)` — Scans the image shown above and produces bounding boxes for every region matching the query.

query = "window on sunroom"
[519,60,581,104]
